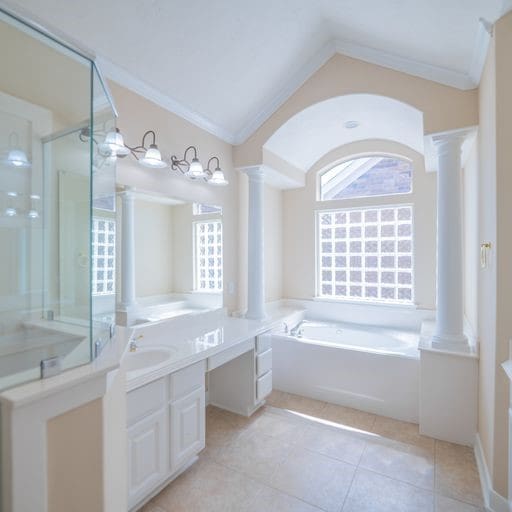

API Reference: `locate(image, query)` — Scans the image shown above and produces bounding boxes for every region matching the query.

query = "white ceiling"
[264,94,424,172]
[3,0,508,144]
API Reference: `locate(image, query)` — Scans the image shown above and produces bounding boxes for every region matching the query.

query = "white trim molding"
[96,55,237,145]
[474,433,509,512]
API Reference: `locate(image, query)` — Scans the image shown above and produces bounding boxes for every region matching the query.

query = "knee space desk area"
[123,309,301,511]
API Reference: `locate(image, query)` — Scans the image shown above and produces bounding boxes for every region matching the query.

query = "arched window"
[319,156,412,201]
[316,155,414,304]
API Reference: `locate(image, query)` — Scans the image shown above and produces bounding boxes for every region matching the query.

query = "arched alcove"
[263,94,425,174]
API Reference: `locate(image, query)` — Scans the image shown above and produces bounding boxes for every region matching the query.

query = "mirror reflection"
[119,190,223,325]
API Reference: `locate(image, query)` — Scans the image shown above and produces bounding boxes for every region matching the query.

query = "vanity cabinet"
[127,361,206,510]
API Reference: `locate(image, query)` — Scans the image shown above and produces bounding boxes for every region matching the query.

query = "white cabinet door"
[127,408,167,508]
[170,387,205,471]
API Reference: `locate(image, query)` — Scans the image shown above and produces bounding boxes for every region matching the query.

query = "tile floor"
[141,390,484,512]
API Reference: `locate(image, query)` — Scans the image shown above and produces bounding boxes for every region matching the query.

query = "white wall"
[462,137,479,336]
[282,140,437,310]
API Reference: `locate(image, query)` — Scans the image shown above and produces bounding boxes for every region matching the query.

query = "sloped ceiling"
[3,0,507,143]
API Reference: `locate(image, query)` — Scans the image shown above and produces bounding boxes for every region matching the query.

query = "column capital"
[117,187,135,200]
[238,165,266,181]
[431,128,474,157]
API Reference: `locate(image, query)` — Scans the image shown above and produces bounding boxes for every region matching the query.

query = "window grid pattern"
[318,206,413,304]
[92,217,115,296]
[195,220,223,292]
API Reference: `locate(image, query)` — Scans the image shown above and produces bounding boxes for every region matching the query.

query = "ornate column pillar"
[432,132,468,347]
[244,167,266,320]
[119,189,137,309]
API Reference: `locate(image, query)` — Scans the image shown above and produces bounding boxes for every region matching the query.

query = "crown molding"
[96,55,237,144]
[502,0,512,15]
[469,18,493,85]
[233,40,337,145]
[334,39,476,91]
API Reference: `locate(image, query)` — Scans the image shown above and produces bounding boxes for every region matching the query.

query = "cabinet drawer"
[207,338,254,371]
[127,378,166,426]
[256,333,272,354]
[256,370,272,402]
[256,349,272,377]
[169,360,206,401]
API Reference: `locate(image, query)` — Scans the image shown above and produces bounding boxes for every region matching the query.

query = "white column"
[244,167,266,320]
[120,189,137,309]
[432,133,467,346]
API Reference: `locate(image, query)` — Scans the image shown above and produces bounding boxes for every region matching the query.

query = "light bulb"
[5,207,16,217]
[28,209,39,219]
[7,191,17,197]
[6,148,30,168]
[30,194,41,200]
[187,158,206,178]
[100,128,129,156]
[139,144,167,169]
[208,168,228,186]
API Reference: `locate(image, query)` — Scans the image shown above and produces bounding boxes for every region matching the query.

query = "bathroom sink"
[124,347,174,374]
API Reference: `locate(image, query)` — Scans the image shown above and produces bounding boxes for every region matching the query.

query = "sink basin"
[125,347,174,374]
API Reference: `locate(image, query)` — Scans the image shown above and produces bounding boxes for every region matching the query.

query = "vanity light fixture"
[125,130,167,169]
[171,146,206,179]
[84,126,228,185]
[5,133,31,168]
[206,157,229,186]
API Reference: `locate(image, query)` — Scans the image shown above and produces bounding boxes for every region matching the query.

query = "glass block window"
[317,206,413,303]
[319,156,412,201]
[194,220,223,292]
[193,203,223,215]
[92,217,115,296]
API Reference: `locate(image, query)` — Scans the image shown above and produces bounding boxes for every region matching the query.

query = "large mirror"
[119,189,224,325]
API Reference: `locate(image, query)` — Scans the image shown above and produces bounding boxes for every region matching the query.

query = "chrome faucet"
[290,323,302,337]
[129,334,143,352]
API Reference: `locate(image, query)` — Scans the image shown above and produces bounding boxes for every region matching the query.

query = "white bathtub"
[272,319,420,422]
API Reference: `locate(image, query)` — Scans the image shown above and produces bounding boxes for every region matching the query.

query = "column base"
[431,332,470,353]
[245,310,268,321]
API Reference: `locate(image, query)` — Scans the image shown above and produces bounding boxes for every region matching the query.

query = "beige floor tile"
[435,441,483,507]
[276,392,328,417]
[203,408,245,459]
[215,429,293,484]
[246,485,323,512]
[272,445,356,512]
[435,494,484,512]
[342,468,434,512]
[372,415,436,451]
[295,423,367,465]
[139,504,166,512]
[359,437,435,490]
[243,409,307,441]
[153,457,264,512]
[320,402,376,431]
[266,389,289,408]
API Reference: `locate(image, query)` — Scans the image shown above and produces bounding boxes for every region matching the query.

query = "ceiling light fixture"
[344,120,359,129]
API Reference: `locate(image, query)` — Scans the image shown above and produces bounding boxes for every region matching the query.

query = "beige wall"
[477,10,512,498]
[234,53,478,168]
[133,199,174,297]
[112,82,239,311]
[47,399,103,512]
[282,140,436,309]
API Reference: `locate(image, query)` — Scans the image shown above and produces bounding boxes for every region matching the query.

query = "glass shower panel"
[0,8,117,391]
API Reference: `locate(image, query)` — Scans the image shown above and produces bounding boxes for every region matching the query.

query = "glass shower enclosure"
[0,7,117,391]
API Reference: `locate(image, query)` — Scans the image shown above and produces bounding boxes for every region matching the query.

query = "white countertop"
[125,306,303,391]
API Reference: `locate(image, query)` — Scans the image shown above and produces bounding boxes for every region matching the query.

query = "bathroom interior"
[0,2,511,511]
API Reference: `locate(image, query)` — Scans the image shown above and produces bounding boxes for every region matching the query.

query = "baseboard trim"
[474,433,509,512]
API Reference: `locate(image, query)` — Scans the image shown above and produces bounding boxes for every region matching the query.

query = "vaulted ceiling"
[4,0,510,143]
